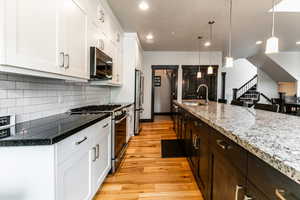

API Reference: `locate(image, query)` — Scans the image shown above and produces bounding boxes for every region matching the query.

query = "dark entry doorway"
[182,65,218,101]
[151,65,178,121]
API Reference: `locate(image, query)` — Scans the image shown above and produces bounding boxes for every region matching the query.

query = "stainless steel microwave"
[90,47,113,80]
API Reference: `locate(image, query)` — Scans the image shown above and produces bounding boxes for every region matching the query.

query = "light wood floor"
[93,115,204,200]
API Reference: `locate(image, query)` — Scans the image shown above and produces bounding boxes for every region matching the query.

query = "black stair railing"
[260,92,272,104]
[233,75,258,100]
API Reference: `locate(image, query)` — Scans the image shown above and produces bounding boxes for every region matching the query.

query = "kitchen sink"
[182,101,207,106]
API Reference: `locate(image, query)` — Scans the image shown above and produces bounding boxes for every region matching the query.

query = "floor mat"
[161,139,185,158]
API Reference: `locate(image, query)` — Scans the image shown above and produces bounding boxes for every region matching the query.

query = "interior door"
[4,0,61,74]
[63,0,88,79]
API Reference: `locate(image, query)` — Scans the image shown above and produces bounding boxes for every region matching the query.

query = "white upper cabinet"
[2,0,88,80]
[62,0,88,78]
[4,0,61,74]
[1,0,124,82]
[87,0,124,86]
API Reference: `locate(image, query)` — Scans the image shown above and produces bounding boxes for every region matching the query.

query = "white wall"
[257,68,279,104]
[221,59,257,102]
[141,51,222,120]
[110,33,143,103]
[267,52,300,95]
[0,73,110,123]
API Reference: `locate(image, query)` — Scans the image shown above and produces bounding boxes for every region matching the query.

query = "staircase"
[232,75,260,107]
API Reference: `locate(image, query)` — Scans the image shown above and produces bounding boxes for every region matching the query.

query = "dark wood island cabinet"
[173,102,300,200]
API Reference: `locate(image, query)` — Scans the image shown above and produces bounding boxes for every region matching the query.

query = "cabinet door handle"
[64,54,70,69]
[193,135,196,149]
[96,144,100,159]
[216,139,227,150]
[216,139,232,150]
[235,185,243,200]
[103,123,109,128]
[194,136,199,149]
[75,137,87,145]
[243,195,253,200]
[59,52,64,68]
[275,189,287,200]
[92,147,97,162]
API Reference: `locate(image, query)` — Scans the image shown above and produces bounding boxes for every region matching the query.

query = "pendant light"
[225,0,234,68]
[265,0,279,54]
[207,21,215,75]
[197,36,202,79]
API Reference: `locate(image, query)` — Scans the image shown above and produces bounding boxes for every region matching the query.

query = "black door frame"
[151,65,179,122]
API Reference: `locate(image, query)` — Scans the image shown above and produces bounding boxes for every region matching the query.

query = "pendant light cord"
[229,0,232,57]
[198,38,201,72]
[272,0,276,37]
[209,21,214,67]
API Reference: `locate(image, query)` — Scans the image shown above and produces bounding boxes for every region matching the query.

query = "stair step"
[240,97,259,100]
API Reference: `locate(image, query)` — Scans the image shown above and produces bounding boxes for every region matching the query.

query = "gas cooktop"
[70,104,123,114]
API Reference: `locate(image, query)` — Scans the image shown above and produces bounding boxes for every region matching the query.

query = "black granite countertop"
[0,113,110,147]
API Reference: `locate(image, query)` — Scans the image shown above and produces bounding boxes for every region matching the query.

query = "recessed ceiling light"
[204,41,211,47]
[171,32,175,35]
[296,41,300,45]
[256,41,263,45]
[146,34,153,40]
[269,0,300,12]
[139,1,149,10]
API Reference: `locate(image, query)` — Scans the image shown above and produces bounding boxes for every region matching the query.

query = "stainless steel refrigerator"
[134,69,144,135]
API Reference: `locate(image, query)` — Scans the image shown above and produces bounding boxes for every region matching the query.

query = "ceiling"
[107,0,300,58]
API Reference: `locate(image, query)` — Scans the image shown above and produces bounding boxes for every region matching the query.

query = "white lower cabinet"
[57,148,92,200]
[56,117,111,200]
[0,117,112,200]
[91,120,111,194]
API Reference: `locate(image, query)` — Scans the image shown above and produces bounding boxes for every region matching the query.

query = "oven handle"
[115,143,128,163]
[115,114,129,124]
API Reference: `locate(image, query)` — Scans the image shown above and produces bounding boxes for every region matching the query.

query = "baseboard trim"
[154,112,173,115]
[140,119,153,122]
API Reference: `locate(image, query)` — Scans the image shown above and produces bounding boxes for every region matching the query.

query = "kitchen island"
[173,100,300,200]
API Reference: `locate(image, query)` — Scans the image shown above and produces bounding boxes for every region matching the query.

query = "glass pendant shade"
[225,0,234,68]
[197,71,202,78]
[207,66,213,75]
[265,36,279,54]
[225,57,234,68]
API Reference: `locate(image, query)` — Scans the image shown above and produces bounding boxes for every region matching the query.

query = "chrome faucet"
[196,84,209,103]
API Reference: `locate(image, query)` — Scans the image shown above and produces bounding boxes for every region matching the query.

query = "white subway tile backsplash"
[0,99,16,108]
[0,80,16,89]
[7,90,24,98]
[0,74,8,80]
[0,90,7,99]
[0,73,111,123]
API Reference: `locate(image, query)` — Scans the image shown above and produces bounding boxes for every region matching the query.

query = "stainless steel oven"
[69,104,129,173]
[112,112,128,172]
[90,47,113,80]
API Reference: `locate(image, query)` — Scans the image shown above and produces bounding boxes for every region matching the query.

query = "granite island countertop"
[0,112,110,146]
[174,100,300,184]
